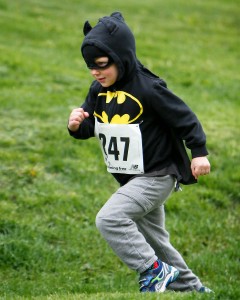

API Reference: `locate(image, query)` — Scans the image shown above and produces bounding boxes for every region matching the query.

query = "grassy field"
[0,0,239,299]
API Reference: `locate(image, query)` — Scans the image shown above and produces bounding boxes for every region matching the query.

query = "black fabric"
[82,45,113,69]
[170,130,197,184]
[82,45,107,61]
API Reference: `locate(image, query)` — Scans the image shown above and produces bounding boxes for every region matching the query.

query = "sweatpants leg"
[136,205,202,291]
[96,175,174,273]
[95,175,202,291]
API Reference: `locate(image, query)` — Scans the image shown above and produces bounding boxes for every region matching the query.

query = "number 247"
[99,134,130,161]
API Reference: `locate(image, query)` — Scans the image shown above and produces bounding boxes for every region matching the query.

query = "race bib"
[95,120,144,174]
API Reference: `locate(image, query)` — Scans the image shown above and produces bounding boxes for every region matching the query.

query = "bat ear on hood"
[110,11,125,22]
[83,21,92,36]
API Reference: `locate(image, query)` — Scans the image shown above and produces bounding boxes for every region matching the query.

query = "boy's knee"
[95,210,110,232]
[95,212,103,231]
[95,210,119,233]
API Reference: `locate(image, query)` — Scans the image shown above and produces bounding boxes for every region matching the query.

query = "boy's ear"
[83,21,92,36]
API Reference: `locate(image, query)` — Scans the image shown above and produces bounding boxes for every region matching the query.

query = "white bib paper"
[95,120,144,174]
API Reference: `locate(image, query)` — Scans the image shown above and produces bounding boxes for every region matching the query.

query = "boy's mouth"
[97,77,105,83]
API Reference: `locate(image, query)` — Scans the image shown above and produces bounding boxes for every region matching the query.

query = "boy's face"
[90,57,118,87]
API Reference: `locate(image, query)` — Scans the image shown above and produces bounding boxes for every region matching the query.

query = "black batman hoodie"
[69,12,208,186]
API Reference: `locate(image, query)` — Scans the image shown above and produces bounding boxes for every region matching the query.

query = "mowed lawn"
[0,0,239,299]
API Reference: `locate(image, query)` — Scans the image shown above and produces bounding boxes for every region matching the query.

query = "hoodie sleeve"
[68,81,99,139]
[151,81,208,158]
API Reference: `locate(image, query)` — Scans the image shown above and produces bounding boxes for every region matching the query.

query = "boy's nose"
[90,69,100,75]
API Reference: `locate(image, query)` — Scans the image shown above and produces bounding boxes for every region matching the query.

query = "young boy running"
[68,12,212,293]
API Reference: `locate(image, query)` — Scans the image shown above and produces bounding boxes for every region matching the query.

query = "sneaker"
[198,286,214,293]
[139,260,179,293]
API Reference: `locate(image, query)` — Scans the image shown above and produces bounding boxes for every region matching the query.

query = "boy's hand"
[191,156,210,179]
[68,108,89,132]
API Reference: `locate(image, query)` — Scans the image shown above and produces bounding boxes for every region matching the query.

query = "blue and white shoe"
[139,260,179,293]
[198,286,214,293]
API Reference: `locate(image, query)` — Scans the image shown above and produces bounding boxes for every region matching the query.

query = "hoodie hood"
[81,12,137,82]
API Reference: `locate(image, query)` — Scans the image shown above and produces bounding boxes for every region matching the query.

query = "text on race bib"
[95,121,144,174]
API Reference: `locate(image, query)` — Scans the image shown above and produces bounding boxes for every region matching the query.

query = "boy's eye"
[87,58,113,70]
[96,61,109,68]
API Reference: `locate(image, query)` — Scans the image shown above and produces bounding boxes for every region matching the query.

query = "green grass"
[0,0,239,299]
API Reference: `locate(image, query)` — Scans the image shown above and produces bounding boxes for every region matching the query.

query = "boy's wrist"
[191,145,208,158]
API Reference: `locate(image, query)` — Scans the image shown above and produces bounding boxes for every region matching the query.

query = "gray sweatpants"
[95,175,202,291]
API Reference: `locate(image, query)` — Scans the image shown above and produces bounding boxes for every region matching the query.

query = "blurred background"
[0,0,239,299]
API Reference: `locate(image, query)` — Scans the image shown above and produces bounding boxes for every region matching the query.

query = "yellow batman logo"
[106,91,126,104]
[94,91,143,124]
